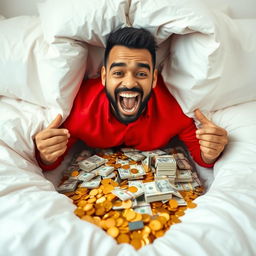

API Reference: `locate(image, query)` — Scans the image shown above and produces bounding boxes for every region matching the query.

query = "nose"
[122,73,137,89]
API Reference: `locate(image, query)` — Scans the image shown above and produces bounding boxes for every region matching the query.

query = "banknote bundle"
[79,154,107,172]
[143,179,175,203]
[57,179,79,193]
[117,165,146,180]
[153,155,177,177]
[175,170,193,183]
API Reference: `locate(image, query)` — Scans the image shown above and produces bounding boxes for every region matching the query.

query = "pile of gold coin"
[62,151,204,250]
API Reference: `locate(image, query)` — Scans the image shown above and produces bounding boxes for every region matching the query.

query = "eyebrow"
[109,62,151,71]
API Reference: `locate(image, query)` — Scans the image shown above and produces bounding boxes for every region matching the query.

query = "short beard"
[104,83,153,125]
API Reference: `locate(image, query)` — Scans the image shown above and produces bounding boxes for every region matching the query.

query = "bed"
[0,0,256,255]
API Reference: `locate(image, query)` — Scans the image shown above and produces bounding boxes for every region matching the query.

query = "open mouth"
[117,91,142,116]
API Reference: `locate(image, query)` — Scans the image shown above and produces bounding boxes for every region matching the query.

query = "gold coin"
[86,208,95,216]
[149,219,162,231]
[120,185,129,190]
[71,170,79,177]
[119,226,129,234]
[103,201,113,212]
[155,230,165,238]
[130,239,143,250]
[77,200,87,207]
[89,189,98,196]
[130,168,139,174]
[142,214,151,223]
[81,215,94,223]
[95,207,105,216]
[107,226,119,238]
[122,164,130,169]
[187,201,197,209]
[116,217,124,227]
[105,218,116,229]
[169,199,178,209]
[103,184,114,194]
[117,233,130,243]
[171,215,181,224]
[132,213,142,222]
[131,231,143,240]
[113,200,122,207]
[70,194,82,201]
[83,203,93,211]
[74,208,84,217]
[101,179,112,185]
[126,210,136,221]
[156,216,167,225]
[96,196,106,204]
[175,210,185,217]
[114,163,122,169]
[87,197,96,203]
[128,186,138,193]
[122,200,133,209]
[106,194,116,201]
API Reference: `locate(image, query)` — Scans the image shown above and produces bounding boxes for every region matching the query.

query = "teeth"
[119,92,139,98]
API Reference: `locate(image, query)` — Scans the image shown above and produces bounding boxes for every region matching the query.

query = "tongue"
[123,97,136,109]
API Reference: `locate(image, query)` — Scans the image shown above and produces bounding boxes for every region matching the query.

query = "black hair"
[104,27,157,68]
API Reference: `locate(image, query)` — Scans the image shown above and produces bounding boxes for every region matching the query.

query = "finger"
[47,114,62,129]
[196,134,228,145]
[200,145,218,157]
[37,136,68,151]
[38,136,68,151]
[194,109,212,126]
[42,141,68,154]
[50,147,67,159]
[196,127,227,136]
[38,129,69,140]
[199,140,224,151]
[42,147,67,163]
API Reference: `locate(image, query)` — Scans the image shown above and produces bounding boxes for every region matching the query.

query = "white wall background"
[0,0,256,18]
[0,0,38,17]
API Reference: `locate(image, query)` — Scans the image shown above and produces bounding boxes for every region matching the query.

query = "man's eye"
[113,71,123,76]
[137,72,147,77]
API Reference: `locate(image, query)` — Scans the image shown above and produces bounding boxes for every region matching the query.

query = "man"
[35,27,228,171]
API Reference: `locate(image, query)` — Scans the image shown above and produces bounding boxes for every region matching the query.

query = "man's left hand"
[194,109,228,164]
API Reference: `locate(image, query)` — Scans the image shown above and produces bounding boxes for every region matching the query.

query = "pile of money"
[57,147,204,250]
[154,155,177,176]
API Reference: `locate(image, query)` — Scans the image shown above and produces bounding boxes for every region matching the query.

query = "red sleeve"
[35,135,78,172]
[178,119,215,168]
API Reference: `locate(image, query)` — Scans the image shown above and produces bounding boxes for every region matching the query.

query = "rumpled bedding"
[0,0,256,255]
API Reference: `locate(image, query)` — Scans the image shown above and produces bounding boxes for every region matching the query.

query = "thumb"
[194,109,212,126]
[47,114,62,129]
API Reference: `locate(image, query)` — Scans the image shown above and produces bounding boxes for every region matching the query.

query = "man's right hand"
[35,114,70,165]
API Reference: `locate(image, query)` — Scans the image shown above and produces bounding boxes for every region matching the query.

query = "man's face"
[101,45,158,124]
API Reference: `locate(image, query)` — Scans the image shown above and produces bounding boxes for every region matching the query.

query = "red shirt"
[37,75,214,171]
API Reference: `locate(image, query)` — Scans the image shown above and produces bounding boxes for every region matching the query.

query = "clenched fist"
[194,109,228,165]
[35,114,70,165]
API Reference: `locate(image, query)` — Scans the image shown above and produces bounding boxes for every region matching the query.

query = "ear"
[101,66,106,86]
[152,69,158,88]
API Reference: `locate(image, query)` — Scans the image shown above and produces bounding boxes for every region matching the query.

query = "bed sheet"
[0,96,256,256]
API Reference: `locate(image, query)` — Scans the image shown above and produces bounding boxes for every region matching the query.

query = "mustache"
[115,87,143,100]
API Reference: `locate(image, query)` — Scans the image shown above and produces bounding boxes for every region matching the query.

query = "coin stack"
[58,148,204,250]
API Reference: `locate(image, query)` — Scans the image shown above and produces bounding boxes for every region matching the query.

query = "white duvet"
[0,0,256,255]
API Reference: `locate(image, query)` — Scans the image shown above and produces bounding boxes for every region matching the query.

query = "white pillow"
[205,0,256,19]
[0,16,88,119]
[162,13,256,117]
[38,0,129,46]
[129,0,215,45]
